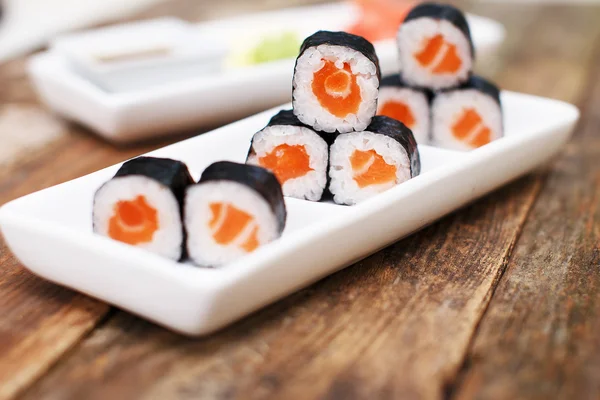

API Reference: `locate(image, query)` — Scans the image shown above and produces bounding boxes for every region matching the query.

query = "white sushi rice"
[293,45,379,133]
[377,87,430,144]
[93,176,183,260]
[431,89,503,151]
[247,125,328,201]
[329,131,411,205]
[185,181,280,267]
[398,18,472,90]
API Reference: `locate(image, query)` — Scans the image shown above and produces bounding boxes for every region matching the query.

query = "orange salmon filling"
[379,101,416,128]
[414,34,462,74]
[209,203,259,252]
[241,226,260,253]
[451,108,492,148]
[312,60,361,118]
[350,149,397,188]
[470,127,492,148]
[108,195,159,245]
[258,144,313,184]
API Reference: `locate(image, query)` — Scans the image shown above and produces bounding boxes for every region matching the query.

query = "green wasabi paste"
[246,31,301,65]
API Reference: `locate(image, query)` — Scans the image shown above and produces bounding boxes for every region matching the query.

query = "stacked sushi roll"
[292,30,381,133]
[378,2,503,151]
[431,76,502,151]
[398,3,474,90]
[94,157,286,267]
[248,30,421,205]
[329,116,420,205]
[246,110,329,202]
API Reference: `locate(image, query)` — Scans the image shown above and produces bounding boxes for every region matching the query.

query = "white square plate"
[0,91,578,336]
[27,2,506,143]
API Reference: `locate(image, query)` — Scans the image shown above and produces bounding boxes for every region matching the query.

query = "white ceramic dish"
[27,2,506,143]
[0,91,579,336]
[52,18,227,93]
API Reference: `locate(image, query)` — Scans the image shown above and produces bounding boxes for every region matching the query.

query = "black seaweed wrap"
[265,109,306,128]
[365,116,421,178]
[199,161,287,234]
[380,73,434,102]
[114,157,194,203]
[247,109,335,153]
[296,31,381,82]
[459,75,501,105]
[266,109,337,147]
[403,3,474,57]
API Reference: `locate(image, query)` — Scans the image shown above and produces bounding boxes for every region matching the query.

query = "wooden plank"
[450,18,600,400]
[18,4,600,400]
[0,125,171,400]
[0,261,109,400]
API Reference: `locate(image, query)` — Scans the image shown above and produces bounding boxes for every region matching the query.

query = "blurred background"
[0,0,597,186]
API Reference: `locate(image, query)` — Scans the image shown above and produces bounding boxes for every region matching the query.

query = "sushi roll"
[292,30,381,134]
[397,3,474,90]
[246,110,329,202]
[185,161,286,267]
[93,157,194,260]
[431,75,502,151]
[329,116,420,205]
[377,74,432,144]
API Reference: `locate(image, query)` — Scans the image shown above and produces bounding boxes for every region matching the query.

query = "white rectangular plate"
[0,92,579,335]
[0,91,579,336]
[27,2,505,143]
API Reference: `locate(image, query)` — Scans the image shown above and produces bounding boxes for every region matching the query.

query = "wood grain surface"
[452,27,600,400]
[0,1,599,399]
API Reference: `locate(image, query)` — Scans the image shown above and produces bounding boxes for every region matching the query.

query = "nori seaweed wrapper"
[264,109,337,147]
[365,116,421,178]
[296,30,381,82]
[113,157,194,203]
[435,74,502,121]
[265,109,306,128]
[198,161,287,234]
[380,73,434,102]
[403,2,474,57]
[458,75,501,105]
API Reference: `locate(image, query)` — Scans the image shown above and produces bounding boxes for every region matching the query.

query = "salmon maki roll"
[431,75,502,151]
[246,110,329,202]
[93,157,194,260]
[329,116,420,205]
[397,3,474,90]
[377,74,432,144]
[185,161,286,267]
[293,30,381,134]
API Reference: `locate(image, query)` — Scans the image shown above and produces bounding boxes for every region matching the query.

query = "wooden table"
[0,1,599,399]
